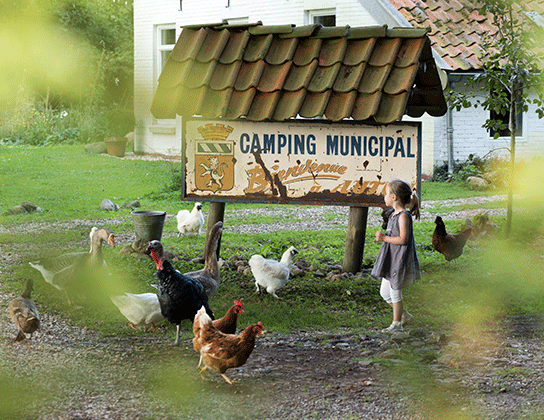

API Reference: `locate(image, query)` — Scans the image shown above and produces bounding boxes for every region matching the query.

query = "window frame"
[489,88,523,138]
[153,24,177,125]
[305,8,336,26]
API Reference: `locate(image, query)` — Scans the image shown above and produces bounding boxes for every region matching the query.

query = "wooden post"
[342,206,369,273]
[205,201,225,258]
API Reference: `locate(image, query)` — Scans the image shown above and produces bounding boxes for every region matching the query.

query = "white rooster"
[249,246,299,299]
[176,202,205,236]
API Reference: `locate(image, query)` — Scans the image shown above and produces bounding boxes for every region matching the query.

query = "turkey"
[249,246,299,299]
[29,226,115,307]
[147,240,214,345]
[176,202,205,236]
[8,278,40,341]
[110,292,165,331]
[184,221,223,297]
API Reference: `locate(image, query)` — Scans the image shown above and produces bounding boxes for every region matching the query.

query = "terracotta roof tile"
[185,60,217,89]
[273,89,307,120]
[209,61,242,90]
[246,91,281,121]
[244,34,273,62]
[332,62,366,93]
[384,64,419,94]
[300,91,331,118]
[352,92,382,120]
[151,23,447,122]
[292,38,322,66]
[196,28,230,62]
[283,59,319,91]
[319,38,348,66]
[308,62,342,92]
[325,91,357,121]
[234,60,265,90]
[219,31,250,64]
[225,88,256,119]
[368,38,402,67]
[266,37,299,65]
[257,62,292,92]
[343,38,376,66]
[200,88,232,118]
[390,0,543,71]
[358,65,392,94]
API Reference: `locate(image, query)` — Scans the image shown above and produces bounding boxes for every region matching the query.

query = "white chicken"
[110,292,165,331]
[176,202,205,236]
[249,246,299,299]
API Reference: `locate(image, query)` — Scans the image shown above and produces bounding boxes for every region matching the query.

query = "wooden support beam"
[342,206,369,273]
[205,201,225,258]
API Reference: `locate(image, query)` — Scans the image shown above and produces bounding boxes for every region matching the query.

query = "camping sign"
[183,119,421,207]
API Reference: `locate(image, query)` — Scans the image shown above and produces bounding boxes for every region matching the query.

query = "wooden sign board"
[182,119,421,207]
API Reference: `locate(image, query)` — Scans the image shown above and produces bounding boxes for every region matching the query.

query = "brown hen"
[432,216,472,261]
[193,300,244,359]
[193,306,263,384]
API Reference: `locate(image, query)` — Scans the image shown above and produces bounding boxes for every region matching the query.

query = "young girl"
[371,179,421,332]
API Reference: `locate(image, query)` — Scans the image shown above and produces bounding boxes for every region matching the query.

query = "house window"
[157,26,176,75]
[489,89,523,137]
[306,9,336,27]
[154,24,176,125]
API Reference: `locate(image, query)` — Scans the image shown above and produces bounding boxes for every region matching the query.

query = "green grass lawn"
[1,144,542,341]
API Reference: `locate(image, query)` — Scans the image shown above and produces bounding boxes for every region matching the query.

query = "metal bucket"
[131,210,166,241]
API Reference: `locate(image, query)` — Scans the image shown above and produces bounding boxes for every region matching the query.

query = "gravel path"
[4,194,541,420]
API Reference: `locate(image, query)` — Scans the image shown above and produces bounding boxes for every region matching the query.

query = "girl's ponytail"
[409,193,420,220]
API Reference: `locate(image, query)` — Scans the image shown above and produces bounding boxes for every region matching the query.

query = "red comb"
[234,299,244,308]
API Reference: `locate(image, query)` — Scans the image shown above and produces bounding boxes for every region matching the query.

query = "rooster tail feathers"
[205,302,215,320]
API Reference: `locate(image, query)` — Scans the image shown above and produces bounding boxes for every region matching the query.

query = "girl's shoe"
[382,321,403,333]
[401,310,413,326]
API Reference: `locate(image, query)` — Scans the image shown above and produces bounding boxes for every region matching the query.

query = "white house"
[134,0,544,176]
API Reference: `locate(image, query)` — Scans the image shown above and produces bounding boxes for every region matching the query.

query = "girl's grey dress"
[371,210,421,290]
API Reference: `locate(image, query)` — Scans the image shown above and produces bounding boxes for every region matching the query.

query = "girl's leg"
[390,288,403,323]
[379,279,392,304]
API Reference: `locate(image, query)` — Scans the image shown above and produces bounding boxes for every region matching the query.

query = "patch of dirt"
[3,197,544,419]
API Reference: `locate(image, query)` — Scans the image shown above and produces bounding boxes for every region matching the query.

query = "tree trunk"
[506,88,516,237]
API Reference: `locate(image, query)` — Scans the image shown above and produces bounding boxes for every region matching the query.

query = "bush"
[432,154,488,182]
[0,104,108,146]
[105,107,135,138]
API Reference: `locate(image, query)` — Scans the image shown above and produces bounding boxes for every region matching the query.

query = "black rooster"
[147,240,214,345]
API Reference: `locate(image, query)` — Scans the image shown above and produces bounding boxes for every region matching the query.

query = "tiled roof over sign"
[151,23,447,123]
[391,0,544,71]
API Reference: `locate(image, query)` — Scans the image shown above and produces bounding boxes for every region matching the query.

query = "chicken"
[193,306,263,384]
[432,216,472,261]
[381,207,394,230]
[147,240,214,345]
[193,300,244,368]
[8,279,40,341]
[29,226,115,307]
[465,213,499,240]
[110,292,165,331]
[176,202,205,236]
[249,246,298,299]
[183,221,223,297]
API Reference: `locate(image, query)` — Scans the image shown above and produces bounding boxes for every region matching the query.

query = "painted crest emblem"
[195,124,235,192]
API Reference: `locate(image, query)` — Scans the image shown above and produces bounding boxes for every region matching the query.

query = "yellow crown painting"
[197,124,233,141]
